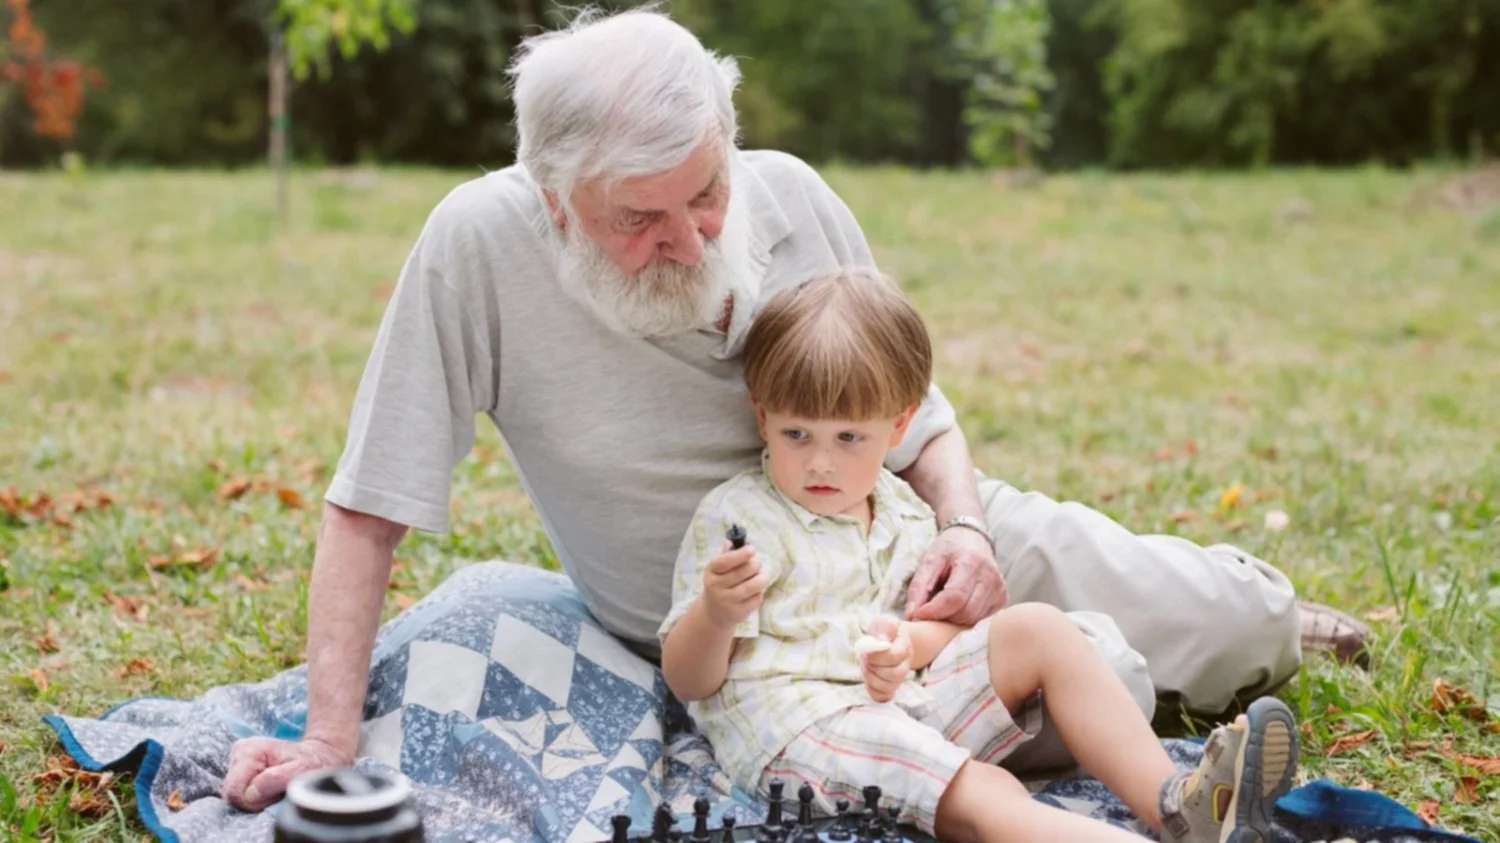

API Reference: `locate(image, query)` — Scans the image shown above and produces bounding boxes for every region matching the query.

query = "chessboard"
[597,780,942,843]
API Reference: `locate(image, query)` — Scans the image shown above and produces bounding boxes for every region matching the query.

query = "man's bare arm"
[898,424,986,527]
[898,424,1009,623]
[302,502,408,755]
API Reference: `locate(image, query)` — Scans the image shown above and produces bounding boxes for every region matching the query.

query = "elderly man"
[221,7,1367,813]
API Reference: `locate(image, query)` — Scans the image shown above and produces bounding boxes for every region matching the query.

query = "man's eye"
[621,212,651,230]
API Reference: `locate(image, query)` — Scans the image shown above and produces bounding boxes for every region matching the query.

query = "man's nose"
[659,213,704,265]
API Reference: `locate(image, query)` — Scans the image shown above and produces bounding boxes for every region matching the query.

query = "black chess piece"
[860,786,882,841]
[796,783,814,828]
[882,807,902,843]
[690,798,712,843]
[719,815,737,843]
[829,799,853,842]
[726,523,747,550]
[653,803,675,843]
[611,814,632,843]
[766,779,784,829]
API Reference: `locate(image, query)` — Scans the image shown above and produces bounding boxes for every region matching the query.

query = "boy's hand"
[700,541,766,630]
[859,616,912,703]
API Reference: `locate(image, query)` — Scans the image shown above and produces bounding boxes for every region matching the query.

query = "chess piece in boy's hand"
[701,524,767,630]
[857,616,912,703]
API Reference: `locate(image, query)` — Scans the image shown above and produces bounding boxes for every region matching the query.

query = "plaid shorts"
[756,617,1044,834]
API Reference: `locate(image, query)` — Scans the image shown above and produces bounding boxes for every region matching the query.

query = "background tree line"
[2,0,1497,171]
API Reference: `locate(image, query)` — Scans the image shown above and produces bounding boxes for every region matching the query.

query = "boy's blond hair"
[743,268,932,420]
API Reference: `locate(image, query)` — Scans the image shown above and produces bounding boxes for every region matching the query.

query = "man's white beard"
[556,192,753,338]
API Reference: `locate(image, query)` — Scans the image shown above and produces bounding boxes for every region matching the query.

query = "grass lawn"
[1,163,1497,840]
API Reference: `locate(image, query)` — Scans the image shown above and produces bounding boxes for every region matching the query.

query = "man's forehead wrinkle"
[607,165,726,215]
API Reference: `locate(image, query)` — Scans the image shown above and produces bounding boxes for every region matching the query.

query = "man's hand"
[859,616,912,703]
[905,526,1008,624]
[700,541,767,630]
[221,735,352,812]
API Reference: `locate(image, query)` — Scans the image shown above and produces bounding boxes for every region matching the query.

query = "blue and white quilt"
[43,561,1482,843]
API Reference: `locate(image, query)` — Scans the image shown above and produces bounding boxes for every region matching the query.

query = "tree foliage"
[1094,0,1500,167]
[2,0,1495,170]
[276,0,418,80]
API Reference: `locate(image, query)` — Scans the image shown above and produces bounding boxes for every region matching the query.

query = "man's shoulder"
[738,149,827,189]
[419,164,548,252]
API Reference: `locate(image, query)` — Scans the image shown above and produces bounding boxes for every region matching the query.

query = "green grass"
[1,163,1497,840]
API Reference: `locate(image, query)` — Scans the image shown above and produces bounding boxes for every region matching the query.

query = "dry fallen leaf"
[116,658,154,679]
[104,591,152,623]
[393,593,416,610]
[1363,605,1400,623]
[0,741,8,755]
[1431,678,1490,722]
[1218,482,1246,512]
[235,575,271,593]
[218,476,252,500]
[150,548,219,571]
[1416,799,1440,824]
[1154,446,1175,461]
[179,547,218,568]
[1169,510,1198,523]
[1448,753,1500,776]
[30,667,50,693]
[277,487,305,508]
[168,789,188,811]
[1455,776,1481,804]
[69,790,113,819]
[1324,729,1378,755]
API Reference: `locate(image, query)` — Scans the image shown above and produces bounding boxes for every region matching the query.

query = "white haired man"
[220,7,1368,813]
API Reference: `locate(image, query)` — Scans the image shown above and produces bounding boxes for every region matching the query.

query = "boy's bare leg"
[934,761,1148,843]
[986,603,1178,832]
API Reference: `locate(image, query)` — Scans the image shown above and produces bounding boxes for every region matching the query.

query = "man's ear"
[542,189,567,230]
[888,403,919,447]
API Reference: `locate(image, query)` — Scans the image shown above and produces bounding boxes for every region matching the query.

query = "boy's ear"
[752,397,768,440]
[888,403,919,447]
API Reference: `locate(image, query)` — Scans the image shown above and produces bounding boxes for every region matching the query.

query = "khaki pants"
[977,475,1303,774]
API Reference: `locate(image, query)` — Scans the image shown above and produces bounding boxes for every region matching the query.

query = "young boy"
[657,268,1300,843]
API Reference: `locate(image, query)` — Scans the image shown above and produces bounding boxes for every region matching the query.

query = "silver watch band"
[938,515,993,549]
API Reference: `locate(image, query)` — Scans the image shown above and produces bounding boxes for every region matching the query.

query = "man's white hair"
[508,5,742,203]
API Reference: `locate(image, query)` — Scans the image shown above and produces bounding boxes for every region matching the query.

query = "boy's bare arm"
[661,598,740,701]
[906,619,967,670]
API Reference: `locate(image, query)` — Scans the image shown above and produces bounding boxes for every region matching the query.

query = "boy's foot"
[1158,696,1300,843]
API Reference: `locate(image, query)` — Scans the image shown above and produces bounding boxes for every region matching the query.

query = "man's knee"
[1068,610,1155,720]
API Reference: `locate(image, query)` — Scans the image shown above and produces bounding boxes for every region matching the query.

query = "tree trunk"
[269,29,289,219]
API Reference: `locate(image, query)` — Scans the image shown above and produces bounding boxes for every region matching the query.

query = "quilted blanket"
[42,561,1481,843]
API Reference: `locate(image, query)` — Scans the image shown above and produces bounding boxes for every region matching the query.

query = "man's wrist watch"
[938,515,993,549]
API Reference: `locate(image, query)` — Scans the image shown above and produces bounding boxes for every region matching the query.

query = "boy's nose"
[808,450,834,474]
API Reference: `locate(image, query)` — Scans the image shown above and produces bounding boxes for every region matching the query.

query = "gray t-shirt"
[326,149,957,657]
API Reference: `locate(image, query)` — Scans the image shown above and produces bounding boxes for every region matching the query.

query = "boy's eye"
[838,432,863,443]
[781,429,807,441]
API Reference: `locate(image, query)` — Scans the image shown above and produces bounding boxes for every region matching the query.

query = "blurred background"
[3,0,1498,174]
